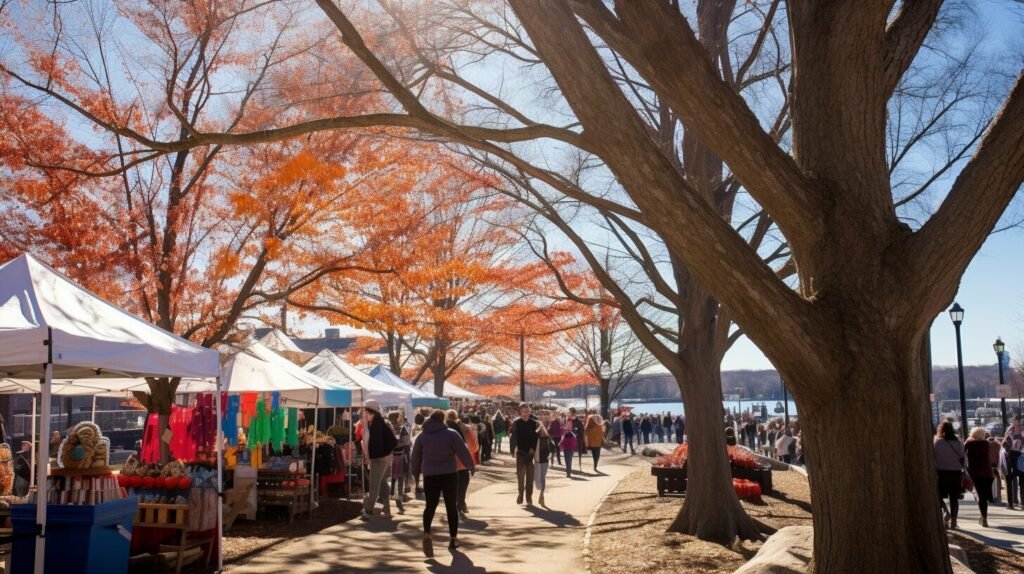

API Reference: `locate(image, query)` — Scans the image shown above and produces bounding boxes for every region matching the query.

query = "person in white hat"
[361,399,397,520]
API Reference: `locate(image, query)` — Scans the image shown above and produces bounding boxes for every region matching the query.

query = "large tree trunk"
[792,340,949,573]
[134,378,179,464]
[431,347,447,398]
[668,282,760,542]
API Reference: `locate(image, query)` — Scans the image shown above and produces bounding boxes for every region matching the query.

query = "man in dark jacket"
[509,403,539,505]
[411,410,474,556]
[622,414,635,454]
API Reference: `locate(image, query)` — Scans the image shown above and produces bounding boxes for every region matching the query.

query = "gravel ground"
[588,467,1023,574]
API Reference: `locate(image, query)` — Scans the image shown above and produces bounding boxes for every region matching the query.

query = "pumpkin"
[142,476,155,489]
[178,477,192,489]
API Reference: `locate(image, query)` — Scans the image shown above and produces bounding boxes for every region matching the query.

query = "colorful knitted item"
[240,393,257,426]
[141,413,161,463]
[270,407,285,453]
[285,408,299,448]
[223,394,240,446]
[169,405,196,461]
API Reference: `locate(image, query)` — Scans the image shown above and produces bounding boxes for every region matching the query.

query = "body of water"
[619,399,798,417]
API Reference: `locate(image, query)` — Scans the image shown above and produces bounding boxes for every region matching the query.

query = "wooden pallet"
[135,503,189,528]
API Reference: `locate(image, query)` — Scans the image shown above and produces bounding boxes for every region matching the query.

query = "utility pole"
[519,332,526,402]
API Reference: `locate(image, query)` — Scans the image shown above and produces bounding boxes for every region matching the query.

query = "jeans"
[516,453,535,499]
[590,447,601,470]
[642,431,650,444]
[535,462,549,494]
[457,469,470,511]
[564,450,574,476]
[364,455,392,515]
[423,472,459,538]
[623,433,635,454]
[1007,473,1021,507]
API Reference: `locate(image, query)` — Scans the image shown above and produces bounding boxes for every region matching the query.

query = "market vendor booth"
[0,254,221,574]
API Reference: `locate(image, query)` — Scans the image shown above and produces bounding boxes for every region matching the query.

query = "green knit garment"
[270,407,285,452]
[251,399,271,446]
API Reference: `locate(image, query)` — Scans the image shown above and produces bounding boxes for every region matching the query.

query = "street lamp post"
[781,378,790,431]
[995,337,1008,431]
[949,303,968,437]
[598,360,612,419]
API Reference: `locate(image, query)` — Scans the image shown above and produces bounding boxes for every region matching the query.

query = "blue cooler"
[11,497,138,574]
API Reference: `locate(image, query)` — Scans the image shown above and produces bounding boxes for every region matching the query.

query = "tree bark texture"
[793,338,950,573]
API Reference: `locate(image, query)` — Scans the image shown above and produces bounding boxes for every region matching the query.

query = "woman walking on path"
[412,410,475,557]
[585,414,605,473]
[548,414,564,466]
[361,400,397,520]
[388,411,412,514]
[934,420,966,529]
[560,427,578,478]
[493,411,508,454]
[966,427,995,527]
[999,437,1020,509]
[445,410,476,517]
[535,419,551,507]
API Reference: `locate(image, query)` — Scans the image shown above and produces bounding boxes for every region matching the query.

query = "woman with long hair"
[934,420,965,529]
[965,427,995,527]
[584,414,605,473]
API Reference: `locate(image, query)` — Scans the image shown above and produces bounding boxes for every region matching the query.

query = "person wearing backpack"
[361,400,398,520]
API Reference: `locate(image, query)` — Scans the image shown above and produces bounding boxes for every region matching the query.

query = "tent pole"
[29,395,36,487]
[310,394,318,516]
[35,342,53,574]
[347,406,352,501]
[214,377,224,573]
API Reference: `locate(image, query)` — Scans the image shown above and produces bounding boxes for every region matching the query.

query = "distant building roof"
[292,336,358,354]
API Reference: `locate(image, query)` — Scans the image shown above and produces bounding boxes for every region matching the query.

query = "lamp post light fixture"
[949,303,968,437]
[995,336,1008,431]
[598,360,612,418]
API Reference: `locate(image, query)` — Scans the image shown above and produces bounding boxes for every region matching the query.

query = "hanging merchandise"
[223,394,240,446]
[285,408,299,448]
[271,391,280,411]
[270,406,285,454]
[141,413,162,463]
[190,393,217,455]
[240,393,258,426]
[169,404,196,461]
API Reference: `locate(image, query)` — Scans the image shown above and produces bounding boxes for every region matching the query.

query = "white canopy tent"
[0,253,221,573]
[304,351,411,408]
[419,380,486,401]
[367,365,450,410]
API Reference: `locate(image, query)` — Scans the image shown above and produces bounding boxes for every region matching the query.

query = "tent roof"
[213,339,354,406]
[258,328,303,353]
[419,380,485,400]
[0,254,219,380]
[368,365,449,408]
[304,351,410,408]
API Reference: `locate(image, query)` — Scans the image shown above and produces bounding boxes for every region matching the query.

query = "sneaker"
[449,538,460,550]
[422,534,434,558]
[359,510,371,521]
[517,493,523,504]
[526,497,533,506]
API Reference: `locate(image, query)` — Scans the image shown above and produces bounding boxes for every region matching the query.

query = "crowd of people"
[934,414,1024,530]
[356,399,673,557]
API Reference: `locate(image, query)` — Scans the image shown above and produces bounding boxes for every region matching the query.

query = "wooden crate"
[135,503,188,528]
